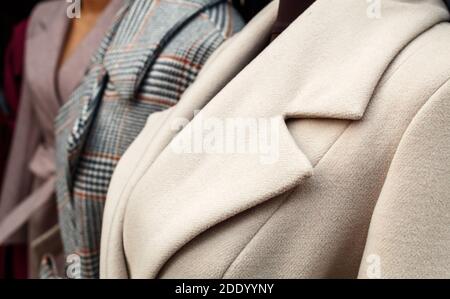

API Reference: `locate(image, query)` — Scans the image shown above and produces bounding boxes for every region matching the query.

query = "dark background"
[0,1,41,84]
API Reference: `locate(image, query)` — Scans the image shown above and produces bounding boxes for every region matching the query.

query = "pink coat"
[0,0,123,278]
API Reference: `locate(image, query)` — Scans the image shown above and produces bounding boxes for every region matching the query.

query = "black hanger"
[271,0,315,40]
[232,0,272,22]
[444,0,450,10]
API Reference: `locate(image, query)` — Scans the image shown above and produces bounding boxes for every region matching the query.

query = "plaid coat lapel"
[66,0,225,188]
[104,0,226,100]
[64,3,131,193]
[54,4,132,256]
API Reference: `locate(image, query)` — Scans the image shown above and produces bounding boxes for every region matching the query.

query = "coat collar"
[260,0,450,121]
[118,0,450,278]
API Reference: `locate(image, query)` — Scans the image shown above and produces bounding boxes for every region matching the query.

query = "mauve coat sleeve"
[0,79,41,243]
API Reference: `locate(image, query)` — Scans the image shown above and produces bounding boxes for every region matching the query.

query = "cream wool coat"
[101,0,450,279]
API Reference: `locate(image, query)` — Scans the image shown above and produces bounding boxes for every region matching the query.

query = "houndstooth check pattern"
[53,0,244,279]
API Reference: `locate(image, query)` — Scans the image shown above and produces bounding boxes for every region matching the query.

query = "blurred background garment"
[0,0,38,280]
[1,20,27,135]
[0,19,29,280]
[0,0,124,278]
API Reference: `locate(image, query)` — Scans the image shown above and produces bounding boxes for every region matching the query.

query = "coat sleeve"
[0,81,41,243]
[358,81,450,279]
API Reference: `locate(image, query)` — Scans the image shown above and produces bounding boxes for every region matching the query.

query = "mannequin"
[271,0,315,40]
[60,0,111,67]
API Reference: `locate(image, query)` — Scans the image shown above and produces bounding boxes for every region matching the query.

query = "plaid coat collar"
[105,0,226,100]
[64,0,226,191]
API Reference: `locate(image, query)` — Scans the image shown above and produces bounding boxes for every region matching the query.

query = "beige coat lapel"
[101,1,280,278]
[103,0,450,278]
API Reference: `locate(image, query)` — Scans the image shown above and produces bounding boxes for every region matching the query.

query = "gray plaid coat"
[48,0,244,279]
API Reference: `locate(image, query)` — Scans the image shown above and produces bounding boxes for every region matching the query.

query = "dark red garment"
[2,19,28,128]
[1,19,29,280]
